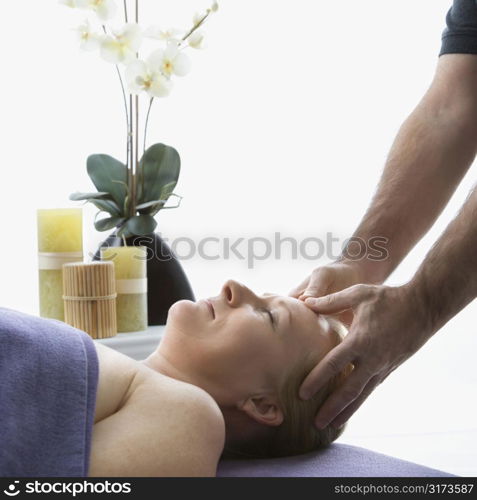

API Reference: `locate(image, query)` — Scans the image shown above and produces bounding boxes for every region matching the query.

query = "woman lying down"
[89,279,352,477]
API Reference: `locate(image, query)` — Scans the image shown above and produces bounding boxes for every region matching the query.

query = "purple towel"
[0,308,99,477]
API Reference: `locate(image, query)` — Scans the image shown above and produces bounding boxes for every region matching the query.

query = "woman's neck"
[140,349,188,381]
[141,347,239,409]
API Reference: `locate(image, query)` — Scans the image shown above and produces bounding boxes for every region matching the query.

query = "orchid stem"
[133,93,138,218]
[129,0,139,221]
[102,25,130,168]
[123,0,128,22]
[143,97,154,154]
[129,94,134,218]
[116,66,130,168]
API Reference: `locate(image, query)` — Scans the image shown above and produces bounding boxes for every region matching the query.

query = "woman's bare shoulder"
[93,342,224,423]
[132,364,226,466]
[90,343,225,476]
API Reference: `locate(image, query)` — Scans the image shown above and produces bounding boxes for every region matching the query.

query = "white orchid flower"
[193,11,206,27]
[101,23,142,64]
[76,0,117,22]
[149,44,191,78]
[144,26,182,43]
[74,0,87,5]
[59,0,78,7]
[188,30,205,49]
[193,2,218,26]
[77,19,101,51]
[125,57,173,98]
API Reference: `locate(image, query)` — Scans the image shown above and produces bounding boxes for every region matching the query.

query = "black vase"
[94,231,195,326]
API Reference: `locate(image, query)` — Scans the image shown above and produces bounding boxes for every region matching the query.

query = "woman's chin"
[167,299,199,326]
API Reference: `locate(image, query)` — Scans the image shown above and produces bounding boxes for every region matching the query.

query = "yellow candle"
[101,246,148,332]
[37,208,83,321]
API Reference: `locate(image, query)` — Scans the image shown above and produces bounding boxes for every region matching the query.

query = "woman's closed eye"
[261,308,276,329]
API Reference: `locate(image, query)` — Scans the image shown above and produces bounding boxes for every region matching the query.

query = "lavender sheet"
[217,443,457,477]
[0,308,99,477]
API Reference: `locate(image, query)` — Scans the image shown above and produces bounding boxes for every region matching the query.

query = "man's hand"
[289,260,370,325]
[287,53,477,431]
[299,283,432,429]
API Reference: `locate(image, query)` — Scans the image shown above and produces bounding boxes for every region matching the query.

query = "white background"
[1,0,476,476]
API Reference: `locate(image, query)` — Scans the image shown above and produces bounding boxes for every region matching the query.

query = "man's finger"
[300,268,331,299]
[304,285,370,314]
[312,366,373,429]
[289,276,310,298]
[299,342,353,400]
[326,375,382,429]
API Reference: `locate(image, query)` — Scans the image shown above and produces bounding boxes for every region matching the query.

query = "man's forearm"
[341,55,477,284]
[407,185,477,335]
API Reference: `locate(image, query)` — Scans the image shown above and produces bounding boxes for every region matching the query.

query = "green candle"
[37,208,83,321]
[101,246,148,332]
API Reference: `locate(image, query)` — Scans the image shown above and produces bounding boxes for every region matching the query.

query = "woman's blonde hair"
[222,317,353,459]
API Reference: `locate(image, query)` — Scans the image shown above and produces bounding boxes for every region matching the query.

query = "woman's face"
[158,280,341,405]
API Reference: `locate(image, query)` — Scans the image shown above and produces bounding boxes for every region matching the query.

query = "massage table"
[0,308,456,477]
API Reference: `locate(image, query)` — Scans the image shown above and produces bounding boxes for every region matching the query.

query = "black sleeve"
[440,0,477,56]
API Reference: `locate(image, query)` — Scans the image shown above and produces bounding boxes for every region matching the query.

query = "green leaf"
[90,199,122,217]
[159,182,177,201]
[150,193,183,216]
[135,200,167,211]
[136,183,180,215]
[69,192,112,201]
[137,144,180,204]
[87,154,128,209]
[124,215,158,236]
[112,180,130,194]
[123,195,130,215]
[116,224,128,238]
[94,216,126,232]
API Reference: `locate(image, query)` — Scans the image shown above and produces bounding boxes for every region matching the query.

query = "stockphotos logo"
[2,481,132,497]
[3,481,20,497]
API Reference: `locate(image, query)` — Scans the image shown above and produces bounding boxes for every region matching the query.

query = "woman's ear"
[239,394,284,427]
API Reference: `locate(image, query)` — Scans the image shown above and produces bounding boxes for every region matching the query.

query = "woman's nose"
[221,279,255,307]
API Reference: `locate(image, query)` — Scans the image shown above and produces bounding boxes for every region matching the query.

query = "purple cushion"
[217,444,456,477]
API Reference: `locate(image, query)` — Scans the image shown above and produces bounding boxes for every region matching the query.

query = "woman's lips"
[205,299,215,319]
